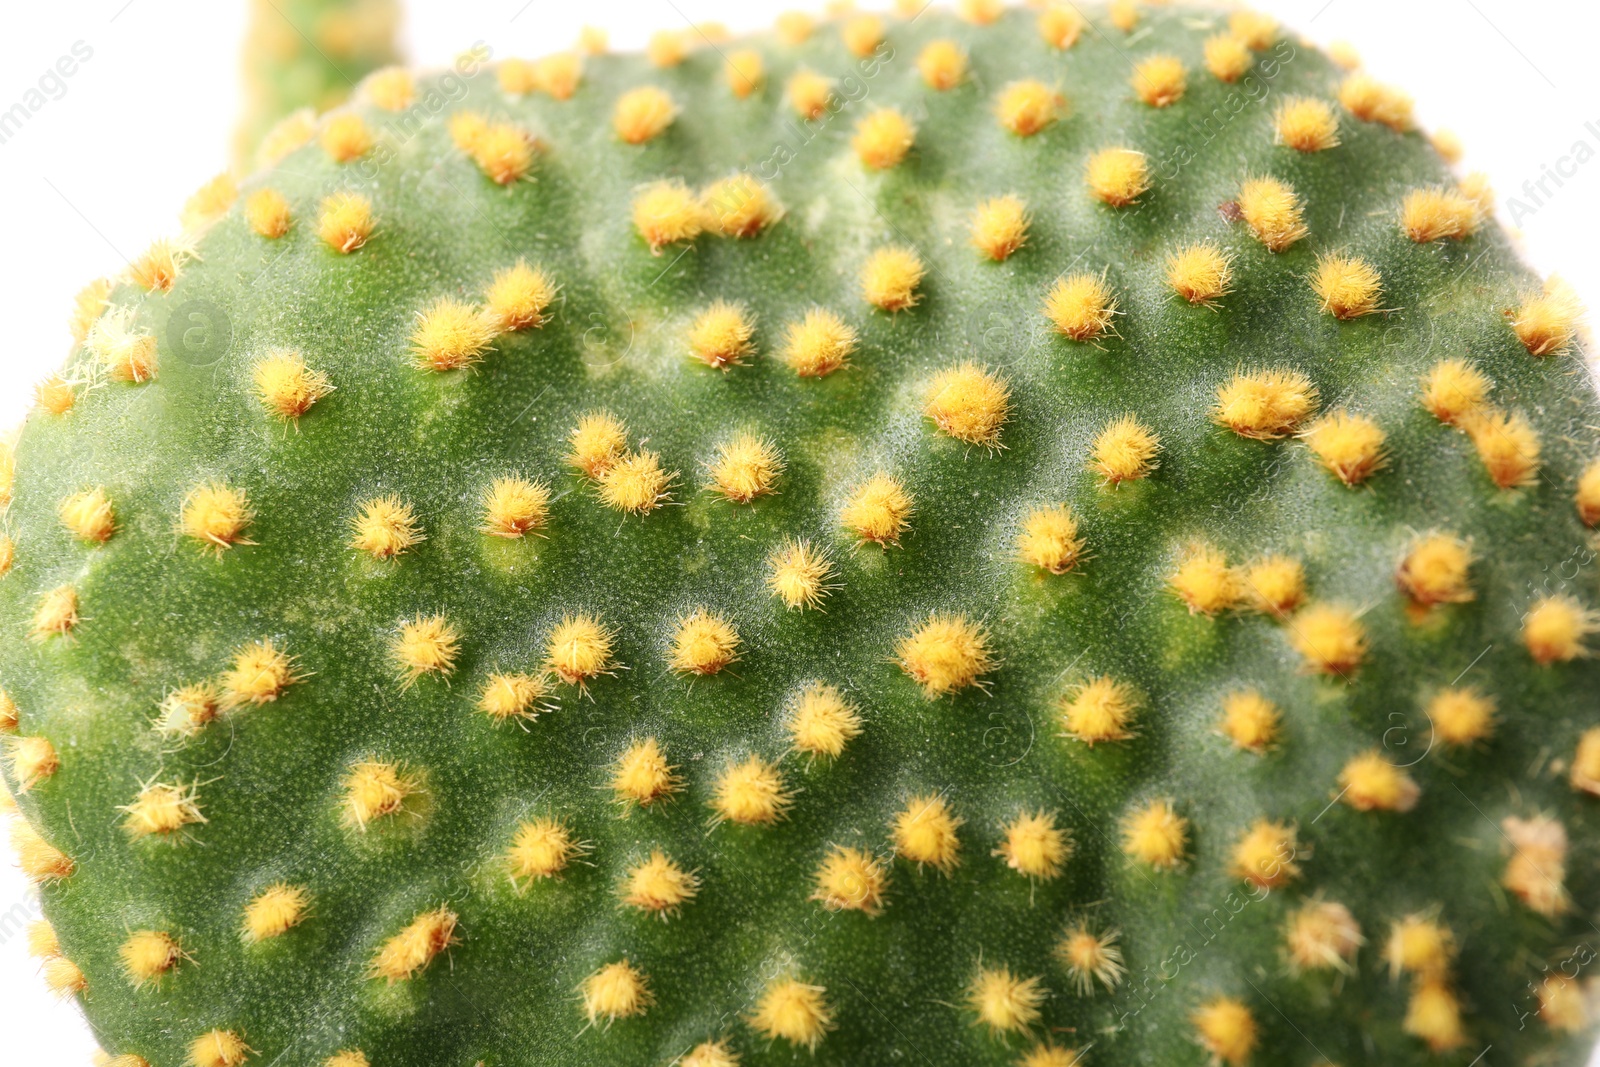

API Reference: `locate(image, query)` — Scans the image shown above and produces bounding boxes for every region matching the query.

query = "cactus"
[6,3,1600,1067]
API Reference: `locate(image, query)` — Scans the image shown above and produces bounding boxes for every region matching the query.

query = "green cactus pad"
[6,5,1600,1067]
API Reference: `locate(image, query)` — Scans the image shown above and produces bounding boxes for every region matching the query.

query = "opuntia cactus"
[5,4,1600,1067]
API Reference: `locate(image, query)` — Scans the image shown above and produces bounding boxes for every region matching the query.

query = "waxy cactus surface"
[6,4,1600,1067]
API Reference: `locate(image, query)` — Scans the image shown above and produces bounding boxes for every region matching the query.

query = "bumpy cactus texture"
[7,4,1600,1067]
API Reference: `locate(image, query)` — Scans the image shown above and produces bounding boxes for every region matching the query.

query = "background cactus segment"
[4,4,1600,1067]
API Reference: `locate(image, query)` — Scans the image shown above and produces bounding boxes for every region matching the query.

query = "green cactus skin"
[6,5,1600,1067]
[236,0,402,165]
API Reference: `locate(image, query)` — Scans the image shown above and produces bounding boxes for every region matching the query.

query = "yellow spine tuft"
[363,66,414,111]
[787,70,834,120]
[1311,253,1383,319]
[411,298,498,371]
[127,238,192,294]
[1511,277,1583,357]
[749,978,832,1049]
[1108,0,1139,32]
[1192,998,1258,1066]
[258,107,316,167]
[1289,602,1368,675]
[1230,819,1300,887]
[70,277,111,344]
[156,682,220,738]
[613,86,677,145]
[497,58,539,96]
[480,476,550,538]
[1539,976,1588,1033]
[1397,533,1474,606]
[812,844,889,914]
[342,759,414,829]
[119,930,184,987]
[598,451,676,514]
[1037,5,1085,49]
[253,352,331,418]
[841,471,913,546]
[925,363,1011,446]
[687,302,756,370]
[180,172,237,232]
[1062,675,1140,745]
[1401,187,1481,243]
[10,735,59,791]
[786,681,862,758]
[545,614,616,686]
[703,174,782,238]
[968,967,1046,1034]
[30,584,80,639]
[767,539,837,611]
[567,411,629,479]
[669,608,741,676]
[970,195,1029,261]
[646,29,688,68]
[220,637,300,708]
[1043,272,1118,341]
[1170,544,1238,616]
[1427,687,1496,747]
[478,672,553,723]
[35,373,76,415]
[892,794,963,872]
[180,483,254,552]
[581,959,653,1024]
[852,107,915,170]
[350,495,423,559]
[319,112,373,162]
[507,817,583,884]
[391,614,461,684]
[711,755,792,826]
[1502,814,1569,918]
[1419,358,1489,425]
[122,781,206,837]
[187,1030,251,1067]
[725,49,765,99]
[840,13,883,57]
[1236,176,1307,251]
[465,122,537,185]
[1522,594,1597,665]
[1132,54,1185,107]
[1055,922,1124,994]
[534,52,582,99]
[1121,798,1188,868]
[1214,367,1319,439]
[1463,407,1541,488]
[1238,555,1306,617]
[611,737,680,807]
[620,849,700,915]
[1580,460,1600,526]
[324,1052,369,1067]
[781,308,857,377]
[917,40,968,90]
[997,80,1064,136]
[486,260,556,331]
[1204,34,1254,83]
[1166,244,1234,305]
[1405,980,1467,1052]
[1386,914,1455,979]
[316,192,373,253]
[1285,898,1363,973]
[370,907,457,982]
[997,810,1071,880]
[1230,11,1279,49]
[1301,410,1387,486]
[88,308,160,383]
[632,180,705,253]
[1274,97,1340,152]
[896,613,992,697]
[1340,73,1413,131]
[26,920,59,959]
[242,883,310,942]
[1338,750,1420,812]
[12,820,74,882]
[1085,147,1150,207]
[1219,689,1280,753]
[861,246,925,312]
[1017,504,1085,575]
[776,12,815,44]
[59,487,117,544]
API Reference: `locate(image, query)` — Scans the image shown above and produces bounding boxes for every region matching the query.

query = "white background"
[1,1,1597,1063]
